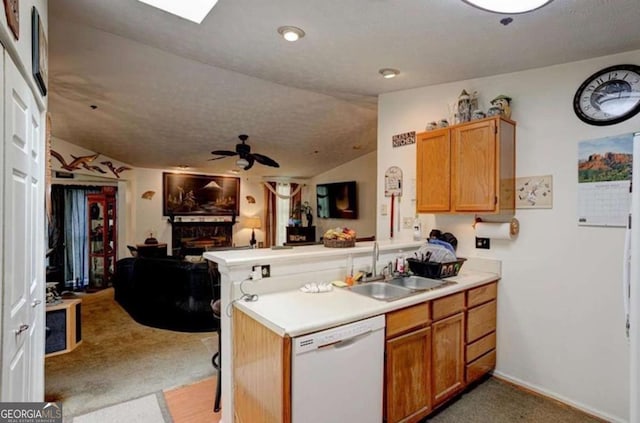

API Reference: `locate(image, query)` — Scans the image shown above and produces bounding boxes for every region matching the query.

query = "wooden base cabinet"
[431,312,465,407]
[385,327,432,422]
[465,282,498,384]
[417,116,515,215]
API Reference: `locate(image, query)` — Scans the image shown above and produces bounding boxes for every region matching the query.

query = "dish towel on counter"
[300,282,334,293]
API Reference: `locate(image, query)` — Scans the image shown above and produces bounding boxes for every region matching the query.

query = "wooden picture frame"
[31,7,47,96]
[3,0,19,40]
[163,172,240,217]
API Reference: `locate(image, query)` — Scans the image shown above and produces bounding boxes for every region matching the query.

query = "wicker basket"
[323,238,355,248]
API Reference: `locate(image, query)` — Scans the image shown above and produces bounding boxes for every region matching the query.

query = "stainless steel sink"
[348,282,414,302]
[388,276,455,291]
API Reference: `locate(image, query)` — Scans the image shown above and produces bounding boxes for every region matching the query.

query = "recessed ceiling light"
[379,68,400,79]
[277,26,305,42]
[136,0,218,23]
[177,165,190,169]
[229,169,240,174]
[462,0,553,14]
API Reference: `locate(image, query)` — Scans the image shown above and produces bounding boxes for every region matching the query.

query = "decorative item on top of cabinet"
[416,116,516,215]
[490,95,512,119]
[456,90,472,123]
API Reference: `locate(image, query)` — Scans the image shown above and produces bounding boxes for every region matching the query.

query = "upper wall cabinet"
[416,116,515,215]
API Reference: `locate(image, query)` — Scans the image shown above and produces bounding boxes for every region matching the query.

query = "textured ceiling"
[48,0,640,178]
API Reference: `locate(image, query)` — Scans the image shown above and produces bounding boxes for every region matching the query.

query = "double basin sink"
[347,276,455,302]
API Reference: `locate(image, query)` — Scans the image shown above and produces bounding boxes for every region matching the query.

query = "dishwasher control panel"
[294,315,385,354]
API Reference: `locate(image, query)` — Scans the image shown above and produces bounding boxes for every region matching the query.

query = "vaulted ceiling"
[48,0,640,178]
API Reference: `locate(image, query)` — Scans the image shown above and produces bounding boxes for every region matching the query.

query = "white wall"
[378,49,640,422]
[310,151,377,241]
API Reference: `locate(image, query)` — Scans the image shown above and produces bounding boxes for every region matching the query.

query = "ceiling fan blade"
[252,153,280,168]
[211,150,237,156]
[207,156,229,161]
[244,156,255,170]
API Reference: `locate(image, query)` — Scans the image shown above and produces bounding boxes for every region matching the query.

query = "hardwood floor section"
[164,377,221,423]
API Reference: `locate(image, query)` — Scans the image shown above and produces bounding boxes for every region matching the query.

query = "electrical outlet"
[476,237,490,249]
[261,264,271,278]
[402,217,413,229]
[381,204,388,216]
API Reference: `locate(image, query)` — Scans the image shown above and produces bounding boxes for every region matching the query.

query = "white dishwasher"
[291,314,385,423]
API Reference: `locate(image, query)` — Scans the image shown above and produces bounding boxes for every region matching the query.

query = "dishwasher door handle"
[317,329,373,350]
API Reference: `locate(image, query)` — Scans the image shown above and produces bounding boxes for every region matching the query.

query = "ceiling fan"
[210,134,280,170]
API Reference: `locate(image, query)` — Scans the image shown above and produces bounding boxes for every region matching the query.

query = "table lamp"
[246,216,261,248]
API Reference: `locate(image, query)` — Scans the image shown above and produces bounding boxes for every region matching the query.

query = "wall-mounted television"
[316,181,358,219]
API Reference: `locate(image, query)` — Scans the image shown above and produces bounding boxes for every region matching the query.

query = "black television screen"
[316,181,358,219]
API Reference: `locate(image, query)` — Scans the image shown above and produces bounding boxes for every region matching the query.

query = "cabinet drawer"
[466,300,496,343]
[386,302,430,339]
[466,350,496,384]
[467,282,497,308]
[466,332,496,363]
[432,292,464,321]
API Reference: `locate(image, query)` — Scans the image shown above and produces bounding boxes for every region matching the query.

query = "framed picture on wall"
[31,6,47,96]
[162,172,240,216]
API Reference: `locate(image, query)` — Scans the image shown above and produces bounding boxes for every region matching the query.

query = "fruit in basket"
[323,227,356,240]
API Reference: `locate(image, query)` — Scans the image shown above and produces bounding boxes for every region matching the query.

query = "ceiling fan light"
[462,0,553,14]
[278,26,305,42]
[236,158,249,169]
[379,68,400,79]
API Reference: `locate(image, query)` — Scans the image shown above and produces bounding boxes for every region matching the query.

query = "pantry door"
[1,49,46,401]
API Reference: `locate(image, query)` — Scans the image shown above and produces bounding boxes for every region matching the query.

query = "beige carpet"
[427,377,604,422]
[45,288,217,419]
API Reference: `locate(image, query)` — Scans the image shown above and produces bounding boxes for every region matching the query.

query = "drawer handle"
[15,324,29,335]
[32,299,42,307]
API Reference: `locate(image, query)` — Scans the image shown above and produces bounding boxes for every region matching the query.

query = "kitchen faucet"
[372,241,379,277]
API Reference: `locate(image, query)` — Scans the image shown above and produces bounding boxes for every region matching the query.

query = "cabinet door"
[432,312,465,407]
[416,130,451,212]
[451,120,496,212]
[386,326,432,423]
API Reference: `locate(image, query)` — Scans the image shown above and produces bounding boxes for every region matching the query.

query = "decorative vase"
[306,213,313,227]
[90,203,100,219]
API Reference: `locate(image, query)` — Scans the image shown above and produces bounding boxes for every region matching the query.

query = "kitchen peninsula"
[204,242,501,423]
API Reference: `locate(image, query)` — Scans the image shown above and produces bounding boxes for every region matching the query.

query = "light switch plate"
[381,204,388,216]
[402,217,413,229]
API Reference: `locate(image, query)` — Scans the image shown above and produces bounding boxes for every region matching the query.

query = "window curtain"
[264,182,277,248]
[289,183,301,222]
[48,186,66,278]
[276,183,291,245]
[62,186,100,289]
[263,182,304,247]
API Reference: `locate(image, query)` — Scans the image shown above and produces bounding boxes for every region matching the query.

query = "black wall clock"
[573,64,640,126]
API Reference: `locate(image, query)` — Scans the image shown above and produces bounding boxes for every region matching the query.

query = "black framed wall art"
[162,172,240,217]
[31,6,47,96]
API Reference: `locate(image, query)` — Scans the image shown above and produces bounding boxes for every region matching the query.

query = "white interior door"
[1,49,45,401]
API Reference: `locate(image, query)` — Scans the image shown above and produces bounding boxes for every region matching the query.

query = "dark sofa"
[113,256,219,332]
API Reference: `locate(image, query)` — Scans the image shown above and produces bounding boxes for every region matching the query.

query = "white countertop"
[235,270,499,337]
[203,239,423,267]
